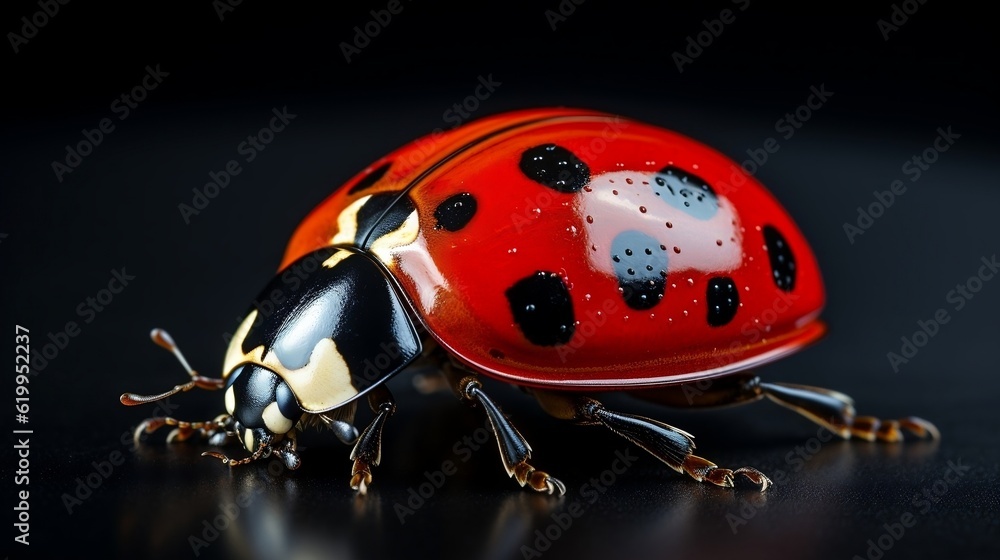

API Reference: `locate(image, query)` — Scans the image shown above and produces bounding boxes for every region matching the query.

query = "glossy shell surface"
[281,108,825,389]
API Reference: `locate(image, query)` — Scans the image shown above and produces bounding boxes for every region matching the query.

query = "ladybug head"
[119,330,305,469]
[223,363,301,454]
[120,248,422,469]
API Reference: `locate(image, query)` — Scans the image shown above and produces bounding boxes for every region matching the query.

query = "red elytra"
[281,108,825,390]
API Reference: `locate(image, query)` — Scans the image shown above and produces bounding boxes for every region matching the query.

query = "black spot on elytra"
[506,271,575,346]
[611,231,668,310]
[348,162,392,194]
[653,166,719,220]
[355,192,416,249]
[520,144,590,193]
[434,193,477,232]
[658,165,715,196]
[706,277,739,327]
[763,225,796,291]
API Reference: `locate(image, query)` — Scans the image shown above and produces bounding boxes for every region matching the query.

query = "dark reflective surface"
[97,382,984,559]
[3,3,998,559]
[20,368,997,560]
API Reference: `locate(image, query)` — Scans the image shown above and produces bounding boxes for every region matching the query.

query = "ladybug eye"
[519,144,590,193]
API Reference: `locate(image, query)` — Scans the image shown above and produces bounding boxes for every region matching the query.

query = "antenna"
[120,328,225,406]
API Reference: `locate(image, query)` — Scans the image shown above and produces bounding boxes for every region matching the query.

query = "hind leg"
[635,374,939,442]
[532,390,771,490]
[756,380,939,442]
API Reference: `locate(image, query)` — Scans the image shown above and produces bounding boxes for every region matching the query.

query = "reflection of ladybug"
[122,108,938,495]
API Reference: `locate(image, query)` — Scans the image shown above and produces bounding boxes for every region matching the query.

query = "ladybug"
[122,108,938,495]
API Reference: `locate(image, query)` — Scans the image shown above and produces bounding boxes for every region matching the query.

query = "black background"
[3,1,999,559]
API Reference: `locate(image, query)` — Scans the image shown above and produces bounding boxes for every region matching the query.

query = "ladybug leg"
[758,381,940,442]
[120,328,225,407]
[133,414,234,446]
[316,406,361,445]
[441,362,566,495]
[273,431,302,470]
[349,385,396,495]
[532,390,772,491]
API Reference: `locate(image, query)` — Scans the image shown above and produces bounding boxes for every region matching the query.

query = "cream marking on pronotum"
[331,195,442,308]
[331,196,368,246]
[321,250,352,269]
[223,310,359,412]
[368,209,420,264]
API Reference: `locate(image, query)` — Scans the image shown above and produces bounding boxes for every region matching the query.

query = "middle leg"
[440,361,566,495]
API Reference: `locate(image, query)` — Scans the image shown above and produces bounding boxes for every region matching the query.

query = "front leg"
[134,414,233,445]
[273,430,302,470]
